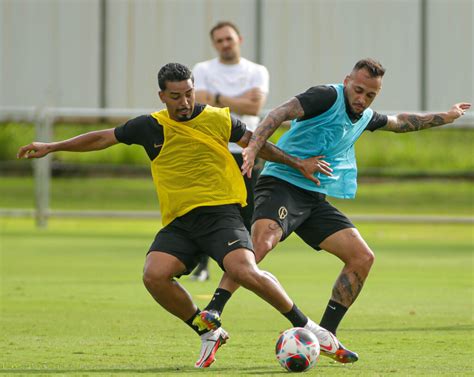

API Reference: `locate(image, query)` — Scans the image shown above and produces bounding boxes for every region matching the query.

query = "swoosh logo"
[227,239,240,246]
[320,343,334,352]
[154,143,163,148]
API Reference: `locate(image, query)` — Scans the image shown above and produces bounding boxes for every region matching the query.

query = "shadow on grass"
[0,365,292,374]
[346,324,472,332]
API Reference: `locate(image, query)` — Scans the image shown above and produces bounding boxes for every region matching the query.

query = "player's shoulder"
[132,114,160,126]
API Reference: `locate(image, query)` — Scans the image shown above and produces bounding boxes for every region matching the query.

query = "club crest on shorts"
[278,206,288,220]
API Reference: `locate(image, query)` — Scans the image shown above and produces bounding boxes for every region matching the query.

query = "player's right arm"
[17,128,118,159]
[241,96,304,174]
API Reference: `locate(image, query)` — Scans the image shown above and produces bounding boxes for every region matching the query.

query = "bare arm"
[237,130,332,185]
[17,128,118,159]
[195,88,267,116]
[381,103,471,133]
[194,90,214,106]
[219,88,267,116]
[241,97,305,175]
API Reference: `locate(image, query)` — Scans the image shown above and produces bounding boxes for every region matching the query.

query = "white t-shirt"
[193,57,269,153]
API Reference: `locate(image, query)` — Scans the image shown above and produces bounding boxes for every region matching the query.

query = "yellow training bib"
[150,106,247,226]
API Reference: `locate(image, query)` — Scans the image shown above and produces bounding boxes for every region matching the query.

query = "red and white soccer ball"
[275,327,320,372]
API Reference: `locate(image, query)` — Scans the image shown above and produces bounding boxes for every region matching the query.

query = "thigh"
[253,176,312,240]
[149,225,201,275]
[295,200,355,251]
[221,247,257,277]
[144,251,188,279]
[194,208,253,271]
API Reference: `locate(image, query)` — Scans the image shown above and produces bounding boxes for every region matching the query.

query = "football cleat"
[192,310,222,332]
[305,320,358,363]
[195,327,229,368]
[190,269,210,282]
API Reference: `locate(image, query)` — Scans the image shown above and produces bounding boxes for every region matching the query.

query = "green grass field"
[1,218,472,376]
[1,177,473,216]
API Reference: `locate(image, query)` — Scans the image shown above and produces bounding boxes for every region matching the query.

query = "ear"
[158,91,165,103]
[343,75,350,86]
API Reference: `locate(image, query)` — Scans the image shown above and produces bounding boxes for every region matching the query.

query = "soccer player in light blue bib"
[203,58,471,363]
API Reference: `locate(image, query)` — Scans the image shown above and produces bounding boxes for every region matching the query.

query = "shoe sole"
[195,333,229,368]
[320,349,359,363]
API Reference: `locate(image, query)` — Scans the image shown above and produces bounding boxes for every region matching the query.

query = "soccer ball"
[275,327,320,372]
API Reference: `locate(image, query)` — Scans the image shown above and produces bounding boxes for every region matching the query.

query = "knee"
[142,265,169,291]
[252,237,274,263]
[226,263,259,287]
[351,247,375,272]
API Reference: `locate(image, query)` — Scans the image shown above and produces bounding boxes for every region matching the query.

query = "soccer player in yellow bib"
[17,63,341,369]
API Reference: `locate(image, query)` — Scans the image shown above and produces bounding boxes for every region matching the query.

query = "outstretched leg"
[219,246,358,363]
[205,218,283,314]
[222,247,292,312]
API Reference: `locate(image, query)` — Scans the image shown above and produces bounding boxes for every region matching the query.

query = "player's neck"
[219,56,241,65]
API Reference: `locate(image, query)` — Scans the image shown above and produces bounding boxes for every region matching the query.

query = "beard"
[177,113,192,121]
[220,50,237,62]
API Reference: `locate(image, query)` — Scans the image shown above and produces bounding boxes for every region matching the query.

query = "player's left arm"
[237,130,332,186]
[218,88,267,116]
[194,90,214,105]
[380,103,471,133]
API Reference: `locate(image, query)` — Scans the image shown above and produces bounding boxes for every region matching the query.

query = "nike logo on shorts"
[227,239,240,246]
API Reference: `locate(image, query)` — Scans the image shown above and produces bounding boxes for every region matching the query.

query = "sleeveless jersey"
[150,106,247,226]
[262,84,373,198]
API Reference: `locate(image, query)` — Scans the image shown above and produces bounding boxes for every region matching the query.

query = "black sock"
[184,309,207,335]
[319,300,348,335]
[282,304,308,328]
[204,288,232,315]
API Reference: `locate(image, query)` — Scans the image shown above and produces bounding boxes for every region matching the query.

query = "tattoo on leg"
[332,271,365,307]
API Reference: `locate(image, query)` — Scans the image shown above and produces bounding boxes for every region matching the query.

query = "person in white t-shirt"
[191,21,269,281]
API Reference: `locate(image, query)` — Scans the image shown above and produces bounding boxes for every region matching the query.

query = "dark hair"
[209,21,241,39]
[157,63,194,90]
[352,58,386,77]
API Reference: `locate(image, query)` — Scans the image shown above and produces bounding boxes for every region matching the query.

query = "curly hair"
[157,63,194,90]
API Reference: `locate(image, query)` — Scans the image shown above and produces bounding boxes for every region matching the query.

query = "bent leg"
[216,218,283,293]
[319,228,375,308]
[143,251,198,321]
[222,247,293,313]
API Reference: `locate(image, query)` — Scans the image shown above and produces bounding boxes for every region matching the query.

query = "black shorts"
[253,176,355,250]
[149,204,253,274]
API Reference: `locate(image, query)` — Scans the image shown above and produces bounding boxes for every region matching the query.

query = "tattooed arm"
[241,97,305,176]
[237,130,332,186]
[380,103,471,133]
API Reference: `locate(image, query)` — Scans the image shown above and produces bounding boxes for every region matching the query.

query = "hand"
[298,156,332,186]
[17,142,52,159]
[448,103,471,121]
[241,146,258,178]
